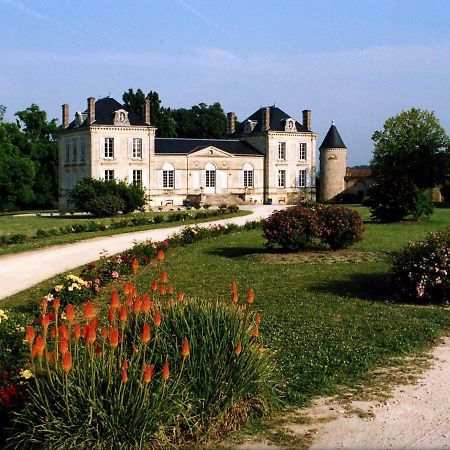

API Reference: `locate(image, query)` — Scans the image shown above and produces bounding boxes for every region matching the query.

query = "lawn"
[3,206,450,408]
[0,209,250,255]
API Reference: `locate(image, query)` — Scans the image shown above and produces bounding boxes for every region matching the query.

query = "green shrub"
[227,204,240,213]
[35,228,49,238]
[318,206,364,250]
[1,234,27,245]
[152,214,164,224]
[391,229,450,304]
[85,194,125,218]
[262,206,322,251]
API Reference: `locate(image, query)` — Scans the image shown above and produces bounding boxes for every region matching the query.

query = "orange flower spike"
[119,305,127,323]
[65,304,75,323]
[83,301,95,320]
[161,271,168,284]
[131,258,139,275]
[162,360,170,381]
[109,327,119,348]
[247,288,255,305]
[252,326,260,338]
[255,313,261,325]
[107,307,115,324]
[81,325,88,339]
[143,364,154,383]
[122,359,129,370]
[132,287,138,298]
[33,336,45,358]
[53,297,60,312]
[40,298,48,314]
[50,326,57,339]
[60,338,69,355]
[126,296,133,308]
[181,338,190,358]
[133,298,141,316]
[141,294,151,314]
[177,291,184,302]
[159,284,166,296]
[230,280,237,293]
[41,314,50,333]
[142,323,151,344]
[153,311,161,327]
[87,324,96,344]
[62,352,72,373]
[122,282,130,296]
[101,326,108,340]
[232,290,239,303]
[60,324,70,340]
[156,249,165,262]
[167,284,174,295]
[91,316,99,328]
[25,326,35,345]
[234,342,242,356]
[73,323,81,341]
[150,280,158,292]
[111,290,120,309]
[121,367,128,383]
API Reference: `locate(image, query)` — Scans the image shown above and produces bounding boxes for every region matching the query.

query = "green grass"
[3,206,450,409]
[0,210,250,255]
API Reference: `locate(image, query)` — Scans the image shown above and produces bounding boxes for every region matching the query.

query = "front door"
[205,169,216,193]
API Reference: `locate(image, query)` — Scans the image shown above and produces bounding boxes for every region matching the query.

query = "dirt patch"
[248,249,384,265]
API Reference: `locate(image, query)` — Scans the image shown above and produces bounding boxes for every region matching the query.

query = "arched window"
[204,162,216,189]
[243,163,254,188]
[162,163,175,189]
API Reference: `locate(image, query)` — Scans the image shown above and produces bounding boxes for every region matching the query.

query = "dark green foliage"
[68,178,145,217]
[363,176,433,222]
[391,229,450,304]
[319,206,364,249]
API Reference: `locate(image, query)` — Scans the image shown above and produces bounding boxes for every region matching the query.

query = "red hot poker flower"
[60,338,69,355]
[142,323,151,344]
[109,327,119,348]
[107,307,115,324]
[141,294,151,314]
[65,304,75,323]
[143,364,154,383]
[119,306,127,323]
[150,280,158,292]
[167,284,174,295]
[161,271,168,283]
[232,291,239,303]
[156,250,165,262]
[234,342,242,356]
[247,288,255,304]
[177,292,184,302]
[230,280,237,293]
[153,311,161,327]
[83,302,95,320]
[53,297,60,311]
[131,258,139,275]
[162,360,169,381]
[73,323,81,341]
[60,324,70,340]
[110,290,120,309]
[62,352,72,373]
[33,336,45,358]
[121,367,128,383]
[87,324,96,344]
[25,326,35,345]
[133,298,141,316]
[181,338,190,358]
[255,313,261,325]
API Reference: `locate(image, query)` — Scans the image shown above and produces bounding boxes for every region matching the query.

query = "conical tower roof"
[319,121,346,149]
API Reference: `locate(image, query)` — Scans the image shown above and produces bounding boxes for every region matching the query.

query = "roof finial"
[331,120,335,126]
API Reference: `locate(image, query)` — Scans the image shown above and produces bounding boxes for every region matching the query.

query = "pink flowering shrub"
[391,229,450,304]
[262,205,363,251]
[318,206,364,250]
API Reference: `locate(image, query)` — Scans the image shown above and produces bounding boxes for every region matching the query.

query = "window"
[133,170,142,187]
[80,138,86,162]
[104,170,114,181]
[278,142,286,160]
[72,139,78,161]
[65,140,70,161]
[132,138,142,158]
[104,138,114,158]
[299,143,307,160]
[299,169,306,187]
[243,163,254,188]
[162,163,175,189]
[278,170,286,188]
[205,170,216,188]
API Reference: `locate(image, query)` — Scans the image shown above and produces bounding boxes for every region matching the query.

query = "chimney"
[62,104,69,129]
[262,107,270,131]
[144,97,151,125]
[302,109,311,131]
[227,112,235,135]
[87,97,95,125]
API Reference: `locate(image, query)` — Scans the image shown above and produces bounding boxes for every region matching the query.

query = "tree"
[172,102,227,139]
[14,104,59,208]
[122,89,176,138]
[0,123,35,210]
[371,108,449,189]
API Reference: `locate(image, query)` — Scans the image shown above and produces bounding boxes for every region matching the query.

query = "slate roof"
[232,106,309,136]
[66,97,147,129]
[345,167,373,179]
[319,123,346,149]
[155,138,263,156]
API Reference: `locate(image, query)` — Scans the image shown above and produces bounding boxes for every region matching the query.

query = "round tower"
[319,121,347,202]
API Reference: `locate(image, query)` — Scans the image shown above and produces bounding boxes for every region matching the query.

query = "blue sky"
[1,0,450,165]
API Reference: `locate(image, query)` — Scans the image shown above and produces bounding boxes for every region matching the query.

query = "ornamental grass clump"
[10,253,277,449]
[391,228,450,304]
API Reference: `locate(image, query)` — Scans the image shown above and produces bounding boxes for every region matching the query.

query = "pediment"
[188,145,234,158]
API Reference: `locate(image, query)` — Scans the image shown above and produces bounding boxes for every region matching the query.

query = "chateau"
[58,97,348,210]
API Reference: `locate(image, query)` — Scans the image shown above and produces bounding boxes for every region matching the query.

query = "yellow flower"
[20,369,33,379]
[68,286,73,292]
[0,309,9,323]
[71,282,81,290]
[54,285,63,292]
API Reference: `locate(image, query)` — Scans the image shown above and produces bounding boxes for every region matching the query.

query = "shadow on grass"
[206,246,279,259]
[310,272,393,303]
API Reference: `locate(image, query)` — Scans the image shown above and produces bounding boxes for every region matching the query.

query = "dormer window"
[284,118,296,132]
[113,109,130,126]
[244,119,257,133]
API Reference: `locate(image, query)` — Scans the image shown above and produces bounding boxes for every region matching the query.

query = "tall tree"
[172,102,227,139]
[371,108,449,189]
[14,104,59,207]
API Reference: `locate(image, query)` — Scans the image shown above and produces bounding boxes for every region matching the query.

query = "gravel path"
[0,205,280,301]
